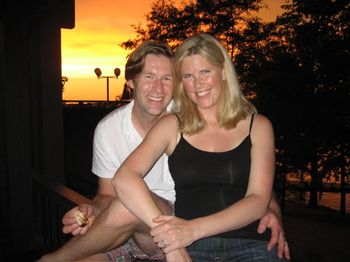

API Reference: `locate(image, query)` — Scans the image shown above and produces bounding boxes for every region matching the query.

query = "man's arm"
[91,177,116,214]
[62,177,116,236]
[258,192,291,260]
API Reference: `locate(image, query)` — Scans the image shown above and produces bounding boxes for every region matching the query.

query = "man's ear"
[127,80,135,90]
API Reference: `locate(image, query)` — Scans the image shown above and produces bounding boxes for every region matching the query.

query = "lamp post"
[94,67,121,107]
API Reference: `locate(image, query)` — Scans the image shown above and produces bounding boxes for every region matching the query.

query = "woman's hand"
[257,210,291,260]
[151,215,199,253]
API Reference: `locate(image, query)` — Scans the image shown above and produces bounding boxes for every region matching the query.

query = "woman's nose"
[194,77,202,88]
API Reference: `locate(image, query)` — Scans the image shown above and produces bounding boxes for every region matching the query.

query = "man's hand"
[258,210,291,260]
[165,248,192,262]
[62,204,95,236]
[151,215,198,253]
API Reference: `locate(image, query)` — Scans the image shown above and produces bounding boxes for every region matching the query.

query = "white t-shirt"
[92,100,176,203]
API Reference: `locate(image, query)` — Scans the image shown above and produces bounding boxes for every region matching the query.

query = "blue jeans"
[188,237,286,262]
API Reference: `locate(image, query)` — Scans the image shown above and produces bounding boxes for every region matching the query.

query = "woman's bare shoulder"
[252,114,273,130]
[249,114,274,142]
[159,113,179,125]
[151,113,179,134]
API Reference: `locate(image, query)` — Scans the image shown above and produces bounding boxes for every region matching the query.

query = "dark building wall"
[0,0,74,255]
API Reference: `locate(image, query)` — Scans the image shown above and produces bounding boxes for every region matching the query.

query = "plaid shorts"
[106,238,165,262]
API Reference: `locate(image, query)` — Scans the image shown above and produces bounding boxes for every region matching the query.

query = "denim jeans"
[188,237,287,262]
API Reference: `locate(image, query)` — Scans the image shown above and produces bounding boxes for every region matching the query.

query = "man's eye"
[163,76,172,81]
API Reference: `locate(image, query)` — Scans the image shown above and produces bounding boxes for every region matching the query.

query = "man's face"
[128,54,173,117]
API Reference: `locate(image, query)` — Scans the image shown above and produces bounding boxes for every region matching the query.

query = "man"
[39,41,290,261]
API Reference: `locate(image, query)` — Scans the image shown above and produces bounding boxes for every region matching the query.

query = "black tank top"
[168,114,269,240]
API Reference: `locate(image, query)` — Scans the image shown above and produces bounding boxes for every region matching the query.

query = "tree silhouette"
[61,76,68,94]
[263,0,350,207]
[121,0,264,55]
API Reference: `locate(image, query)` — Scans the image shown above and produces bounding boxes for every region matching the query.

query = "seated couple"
[39,34,290,262]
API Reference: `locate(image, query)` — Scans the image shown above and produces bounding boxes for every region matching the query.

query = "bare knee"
[102,198,142,230]
[100,195,172,235]
[152,194,174,216]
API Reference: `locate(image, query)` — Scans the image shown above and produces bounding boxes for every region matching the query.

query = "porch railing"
[32,171,349,253]
[32,174,92,252]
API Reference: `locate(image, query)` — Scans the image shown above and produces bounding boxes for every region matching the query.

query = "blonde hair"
[171,33,256,135]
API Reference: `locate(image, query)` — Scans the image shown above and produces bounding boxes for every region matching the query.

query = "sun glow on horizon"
[61,31,130,100]
[61,0,158,100]
[62,0,284,100]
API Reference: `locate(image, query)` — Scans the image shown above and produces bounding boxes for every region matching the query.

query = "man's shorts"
[106,238,165,262]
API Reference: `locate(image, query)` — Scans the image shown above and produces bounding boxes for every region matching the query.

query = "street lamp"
[94,67,121,107]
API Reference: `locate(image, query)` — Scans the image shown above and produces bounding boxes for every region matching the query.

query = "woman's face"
[180,54,225,110]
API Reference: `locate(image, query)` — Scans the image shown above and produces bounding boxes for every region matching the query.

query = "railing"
[279,174,350,215]
[31,173,349,260]
[62,100,130,108]
[32,174,92,252]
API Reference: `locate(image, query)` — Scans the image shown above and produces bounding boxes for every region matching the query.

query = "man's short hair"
[125,41,173,82]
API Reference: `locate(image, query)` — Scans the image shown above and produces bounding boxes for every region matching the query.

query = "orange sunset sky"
[62,0,286,101]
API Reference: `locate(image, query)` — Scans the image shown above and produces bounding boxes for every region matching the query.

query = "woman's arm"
[151,114,276,251]
[193,114,275,237]
[111,114,179,227]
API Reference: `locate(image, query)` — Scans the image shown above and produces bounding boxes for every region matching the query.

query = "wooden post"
[340,171,345,215]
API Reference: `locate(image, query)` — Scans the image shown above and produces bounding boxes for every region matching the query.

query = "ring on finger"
[160,240,167,248]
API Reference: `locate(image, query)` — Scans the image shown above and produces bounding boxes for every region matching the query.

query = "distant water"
[285,176,349,214]
[318,192,350,214]
[285,191,350,214]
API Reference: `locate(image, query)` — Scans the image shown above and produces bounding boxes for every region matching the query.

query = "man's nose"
[153,78,163,91]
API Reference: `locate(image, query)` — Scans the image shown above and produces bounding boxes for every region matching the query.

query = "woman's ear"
[222,68,226,81]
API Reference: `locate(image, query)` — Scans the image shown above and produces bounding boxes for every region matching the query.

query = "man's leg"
[38,194,172,262]
[76,253,110,261]
[131,193,174,256]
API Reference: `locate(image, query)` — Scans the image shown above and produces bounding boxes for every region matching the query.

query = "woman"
[112,33,285,261]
